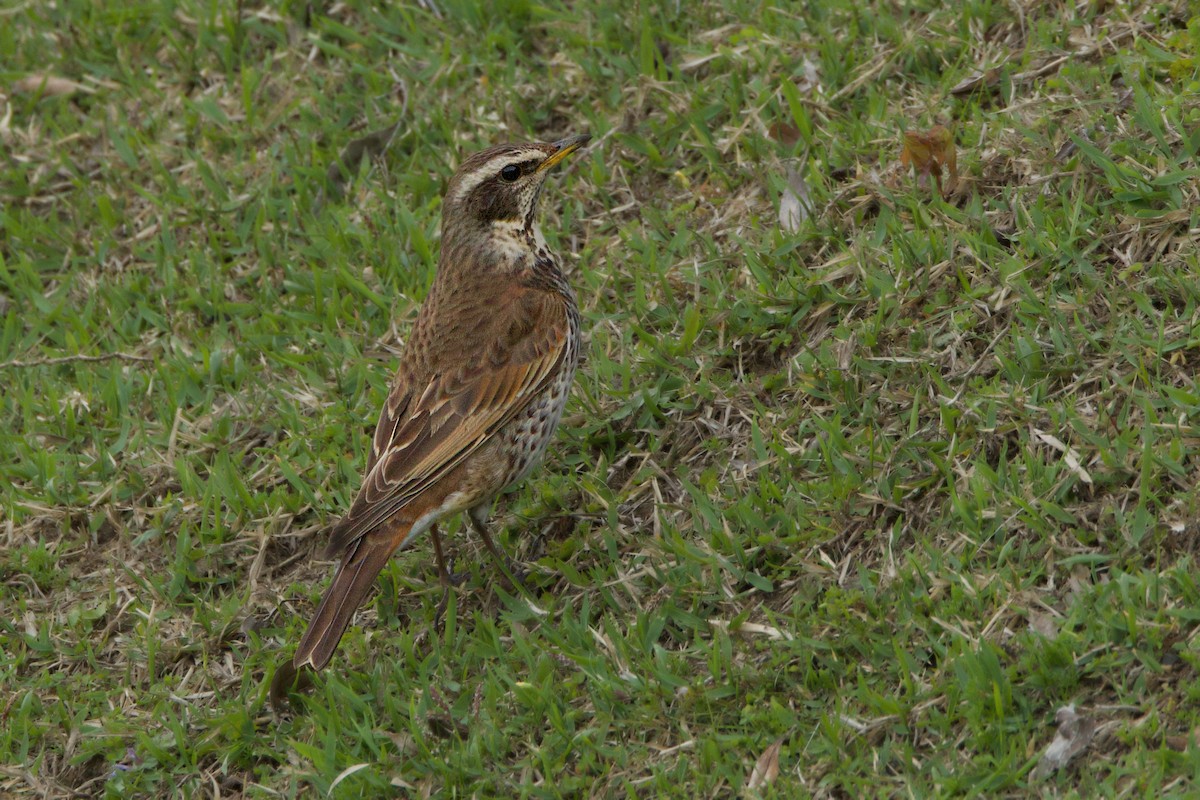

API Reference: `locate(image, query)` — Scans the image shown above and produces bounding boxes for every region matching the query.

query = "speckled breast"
[499,289,580,491]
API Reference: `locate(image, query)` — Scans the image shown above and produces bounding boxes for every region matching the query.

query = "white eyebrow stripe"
[448,150,544,204]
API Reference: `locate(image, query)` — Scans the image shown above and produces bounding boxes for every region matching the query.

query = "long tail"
[291,532,403,672]
[269,521,414,707]
[270,530,403,706]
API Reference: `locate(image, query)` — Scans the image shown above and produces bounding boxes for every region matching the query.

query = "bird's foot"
[433,581,475,631]
[442,567,470,587]
[497,557,531,593]
[268,659,314,710]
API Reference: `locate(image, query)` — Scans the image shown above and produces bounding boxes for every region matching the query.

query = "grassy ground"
[3,0,1200,796]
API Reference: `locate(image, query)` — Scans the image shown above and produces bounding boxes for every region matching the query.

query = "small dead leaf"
[1028,609,1059,639]
[324,120,404,201]
[767,122,802,148]
[745,739,782,791]
[1066,565,1092,605]
[1034,705,1096,779]
[778,167,812,234]
[1165,726,1200,752]
[836,335,855,371]
[900,124,957,197]
[239,612,271,635]
[796,58,821,94]
[950,67,1002,96]
[425,712,466,738]
[319,83,409,206]
[13,73,92,98]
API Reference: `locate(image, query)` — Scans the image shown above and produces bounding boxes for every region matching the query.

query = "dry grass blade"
[13,73,93,98]
[0,351,153,370]
[1033,429,1093,485]
[328,763,371,794]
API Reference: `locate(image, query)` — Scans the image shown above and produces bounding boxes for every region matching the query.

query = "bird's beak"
[538,134,591,173]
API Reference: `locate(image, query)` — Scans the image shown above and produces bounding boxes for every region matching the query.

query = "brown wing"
[323,287,569,557]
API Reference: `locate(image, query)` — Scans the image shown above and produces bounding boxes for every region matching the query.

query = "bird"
[270,134,590,705]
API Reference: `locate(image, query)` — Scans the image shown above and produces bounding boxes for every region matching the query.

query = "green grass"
[3,0,1200,796]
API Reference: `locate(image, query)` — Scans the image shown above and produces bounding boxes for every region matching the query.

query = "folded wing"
[325,288,570,557]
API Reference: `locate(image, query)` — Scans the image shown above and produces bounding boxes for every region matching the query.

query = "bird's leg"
[430,524,467,627]
[430,523,468,586]
[468,508,530,593]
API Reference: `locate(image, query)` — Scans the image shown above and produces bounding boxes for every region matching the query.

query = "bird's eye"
[500,164,521,182]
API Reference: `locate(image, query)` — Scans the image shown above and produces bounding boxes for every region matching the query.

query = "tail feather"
[293,534,402,672]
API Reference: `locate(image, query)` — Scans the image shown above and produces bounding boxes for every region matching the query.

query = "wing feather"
[324,291,568,557]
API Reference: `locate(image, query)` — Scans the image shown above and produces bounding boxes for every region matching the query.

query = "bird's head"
[442,134,590,241]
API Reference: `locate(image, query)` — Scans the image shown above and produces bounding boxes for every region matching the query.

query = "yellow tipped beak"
[537,133,591,173]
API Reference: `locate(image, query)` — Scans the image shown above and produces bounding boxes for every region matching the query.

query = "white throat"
[490,219,546,261]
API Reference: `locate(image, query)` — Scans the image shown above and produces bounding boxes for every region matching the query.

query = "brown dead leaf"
[745,738,782,792]
[767,121,802,148]
[1165,726,1200,752]
[1034,705,1096,779]
[13,73,92,98]
[320,84,409,206]
[324,120,404,201]
[900,124,957,197]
